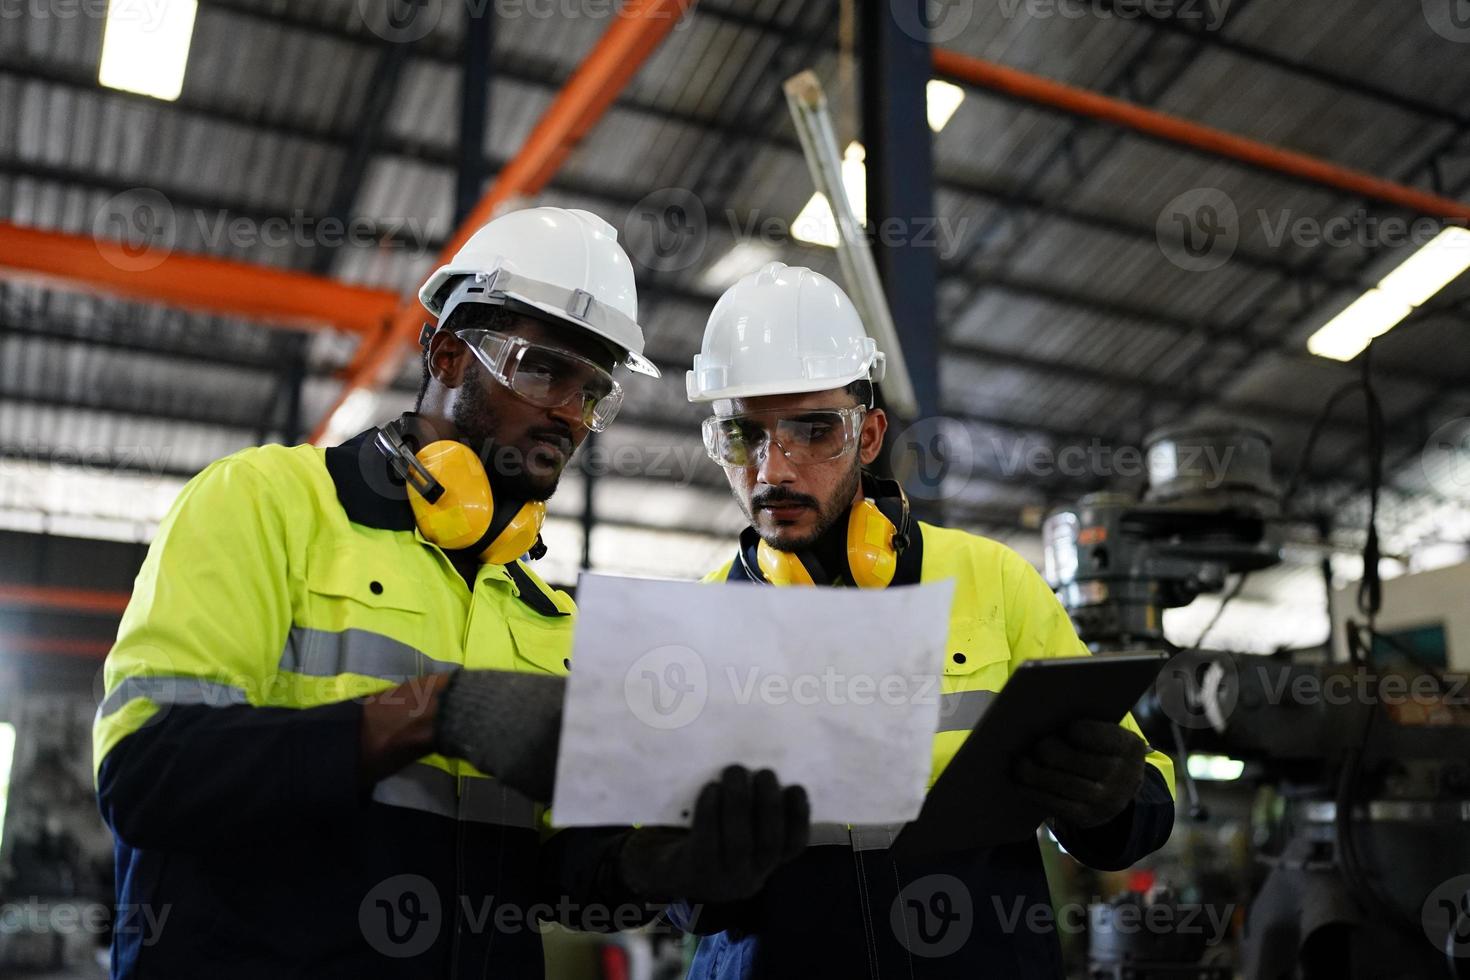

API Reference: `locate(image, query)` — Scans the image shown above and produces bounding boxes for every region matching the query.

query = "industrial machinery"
[1087,890,1233,980]
[1045,423,1470,978]
[1043,424,1280,651]
[1139,647,1470,978]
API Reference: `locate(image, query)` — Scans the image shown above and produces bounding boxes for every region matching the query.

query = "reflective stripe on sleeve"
[372,763,538,829]
[96,676,249,719]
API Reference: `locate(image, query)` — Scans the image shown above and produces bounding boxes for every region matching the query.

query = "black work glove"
[434,669,565,803]
[1014,719,1148,829]
[615,765,810,904]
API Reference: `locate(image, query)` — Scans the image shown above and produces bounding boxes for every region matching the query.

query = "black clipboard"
[890,651,1169,860]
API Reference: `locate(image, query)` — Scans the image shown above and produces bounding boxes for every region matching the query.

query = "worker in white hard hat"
[671,262,1176,978]
[95,208,807,979]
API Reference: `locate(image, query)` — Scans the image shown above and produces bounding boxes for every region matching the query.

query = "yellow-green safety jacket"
[94,427,632,979]
[679,505,1176,979]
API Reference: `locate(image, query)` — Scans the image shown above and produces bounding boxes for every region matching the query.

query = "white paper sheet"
[550,573,956,827]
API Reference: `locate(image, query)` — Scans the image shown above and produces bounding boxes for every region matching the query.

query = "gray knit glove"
[434,669,566,803]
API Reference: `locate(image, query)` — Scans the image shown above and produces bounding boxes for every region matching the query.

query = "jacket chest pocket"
[503,616,574,676]
[941,617,1011,690]
[935,617,1012,733]
[295,548,438,682]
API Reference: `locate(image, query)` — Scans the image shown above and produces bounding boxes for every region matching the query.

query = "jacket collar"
[323,426,417,532]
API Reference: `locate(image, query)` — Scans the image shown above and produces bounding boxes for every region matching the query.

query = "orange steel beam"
[0,632,113,660]
[933,48,1470,223]
[0,222,399,335]
[0,583,131,616]
[308,0,696,444]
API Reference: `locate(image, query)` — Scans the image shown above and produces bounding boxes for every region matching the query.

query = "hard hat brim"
[429,267,661,380]
[685,365,875,403]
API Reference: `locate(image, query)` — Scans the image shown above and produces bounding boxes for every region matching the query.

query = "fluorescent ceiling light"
[789,78,964,248]
[1307,226,1470,361]
[1307,289,1414,361]
[1187,754,1245,781]
[701,241,780,290]
[0,722,14,858]
[99,0,199,102]
[792,142,867,249]
[926,79,965,132]
[1376,226,1470,307]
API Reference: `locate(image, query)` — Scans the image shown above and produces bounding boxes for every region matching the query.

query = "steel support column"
[861,1,940,424]
[458,5,494,224]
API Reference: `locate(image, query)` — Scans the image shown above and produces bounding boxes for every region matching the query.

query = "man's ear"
[427,329,471,390]
[859,408,887,466]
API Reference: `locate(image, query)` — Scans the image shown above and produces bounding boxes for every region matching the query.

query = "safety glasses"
[457,329,625,432]
[702,406,866,467]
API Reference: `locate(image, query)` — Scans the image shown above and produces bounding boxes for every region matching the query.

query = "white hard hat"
[686,262,884,402]
[419,206,659,378]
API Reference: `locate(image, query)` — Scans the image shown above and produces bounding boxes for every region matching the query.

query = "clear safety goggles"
[702,406,866,467]
[457,328,625,432]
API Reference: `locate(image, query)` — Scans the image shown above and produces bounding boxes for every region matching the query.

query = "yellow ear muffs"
[480,499,546,565]
[846,497,899,589]
[404,439,546,564]
[756,538,817,587]
[753,497,898,588]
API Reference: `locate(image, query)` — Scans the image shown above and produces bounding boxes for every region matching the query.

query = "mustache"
[526,426,575,455]
[751,487,818,510]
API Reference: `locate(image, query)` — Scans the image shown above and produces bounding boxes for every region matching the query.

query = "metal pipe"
[933,48,1470,223]
[312,0,697,444]
[782,70,919,419]
[0,633,113,659]
[0,584,130,615]
[0,222,396,335]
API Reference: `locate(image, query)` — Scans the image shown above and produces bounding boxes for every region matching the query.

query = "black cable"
[1190,572,1249,652]
[1332,344,1417,935]
[1280,377,1365,513]
[1355,344,1385,637]
[1158,638,1211,823]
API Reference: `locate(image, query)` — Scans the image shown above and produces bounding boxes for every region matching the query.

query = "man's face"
[720,389,888,552]
[431,312,617,501]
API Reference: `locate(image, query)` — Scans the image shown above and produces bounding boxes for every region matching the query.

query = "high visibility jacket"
[93,428,631,979]
[680,514,1175,979]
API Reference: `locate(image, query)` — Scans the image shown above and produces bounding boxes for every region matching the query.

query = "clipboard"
[890,651,1170,860]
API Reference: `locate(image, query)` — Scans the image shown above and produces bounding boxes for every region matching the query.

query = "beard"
[748,460,862,553]
[451,359,566,502]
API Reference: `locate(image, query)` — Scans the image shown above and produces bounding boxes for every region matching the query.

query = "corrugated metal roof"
[0,0,1466,591]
